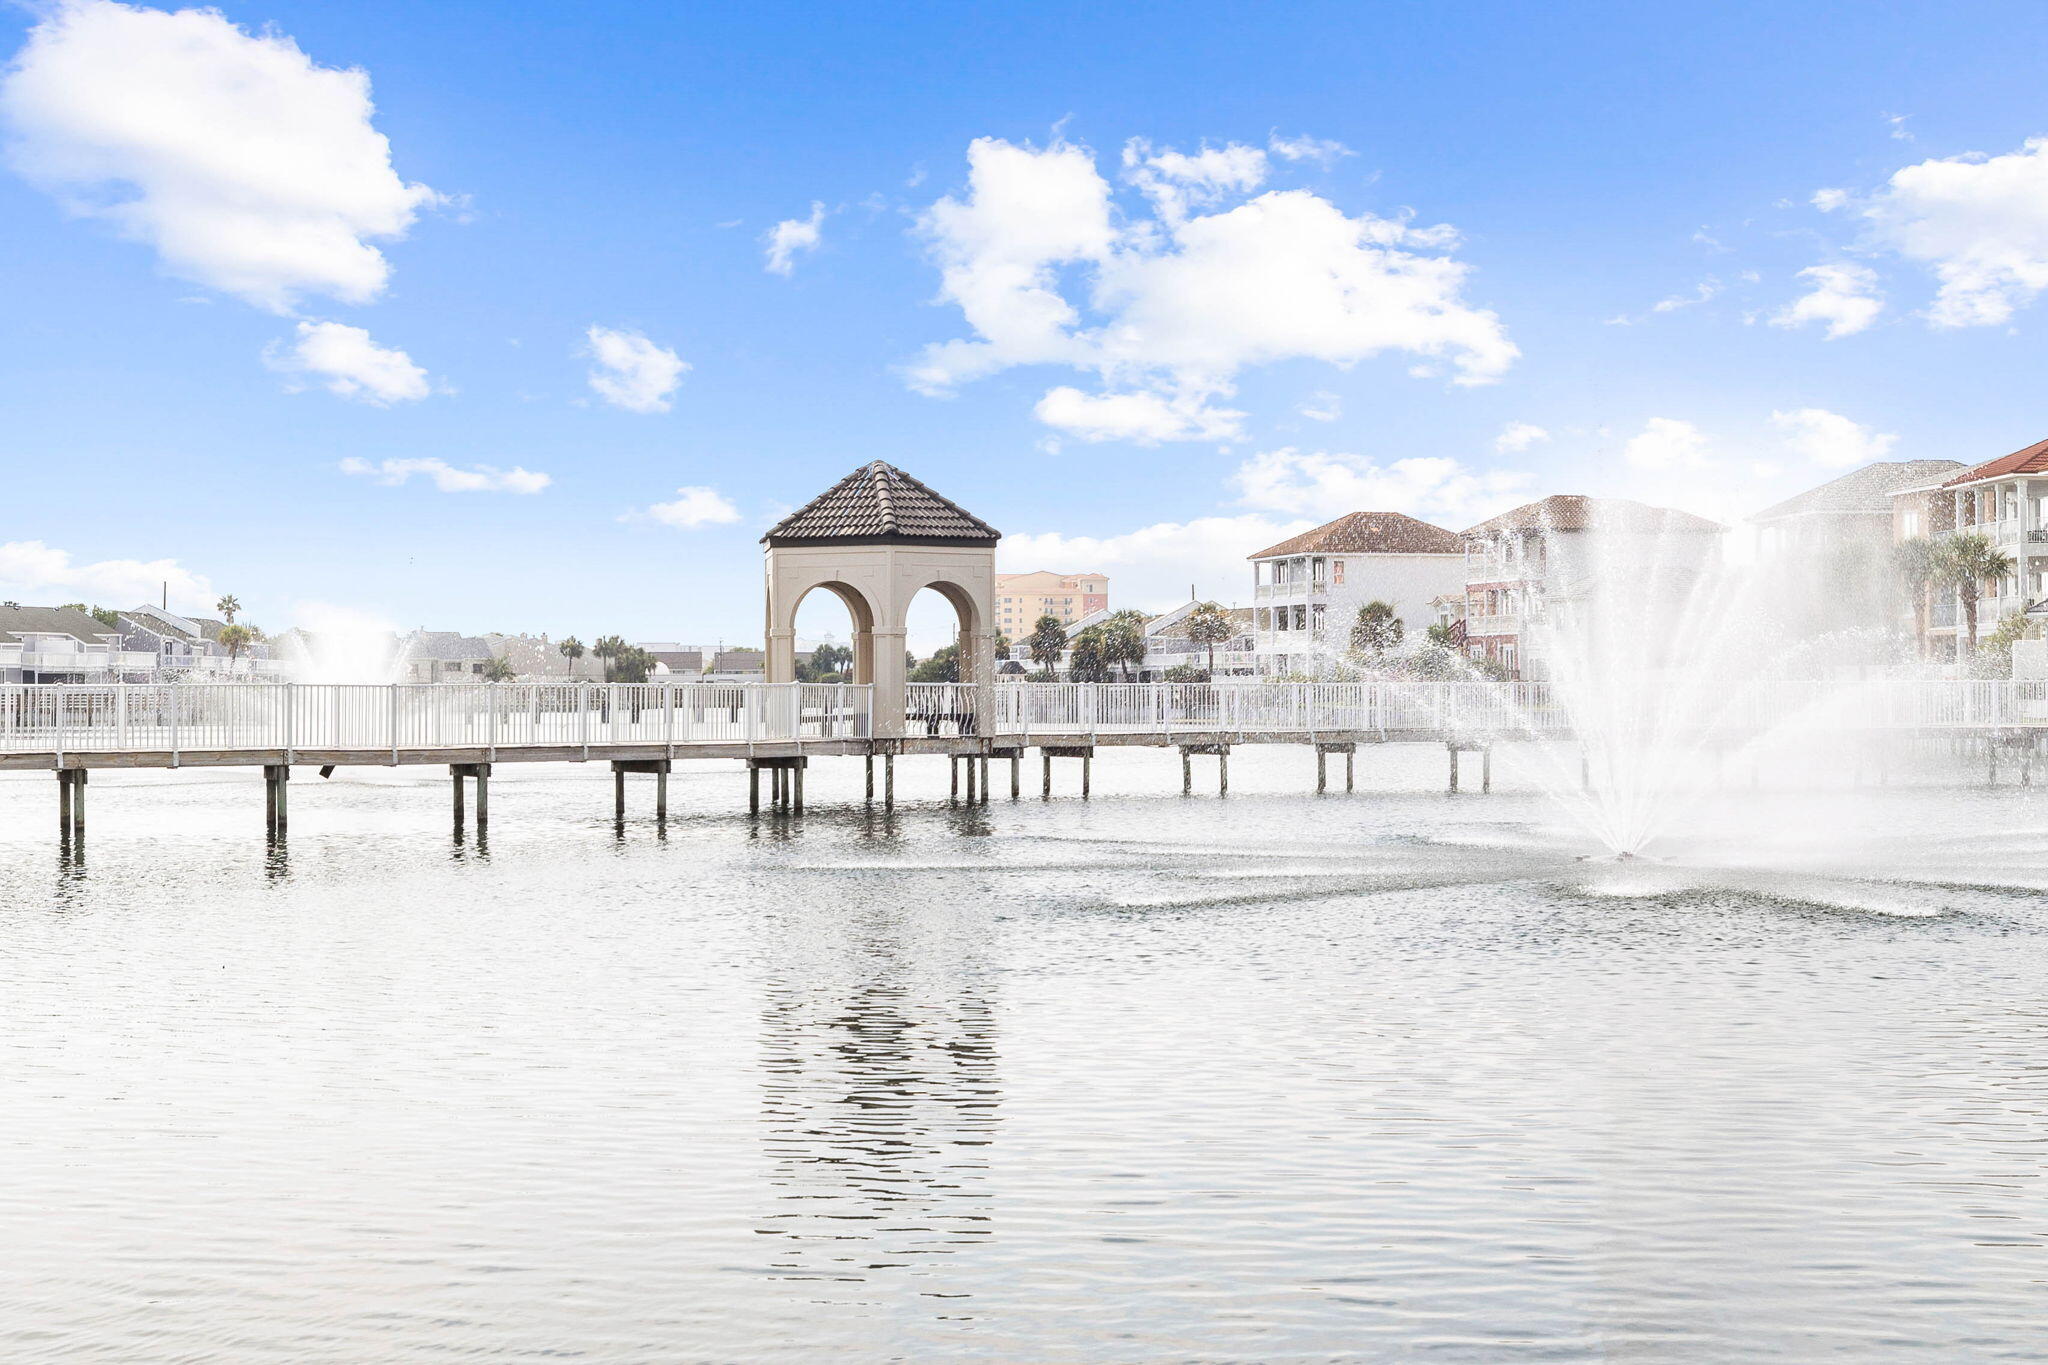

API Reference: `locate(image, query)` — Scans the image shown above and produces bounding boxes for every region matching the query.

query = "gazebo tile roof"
[764,461,999,545]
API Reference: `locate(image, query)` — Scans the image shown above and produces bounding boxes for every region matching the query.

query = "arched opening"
[903,580,982,684]
[789,581,876,684]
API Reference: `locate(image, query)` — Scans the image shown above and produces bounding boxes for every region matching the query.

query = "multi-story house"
[1247,512,1464,675]
[994,571,1108,639]
[396,631,495,683]
[1890,436,2048,655]
[0,603,156,682]
[1752,460,1965,638]
[118,603,286,677]
[1459,495,1724,678]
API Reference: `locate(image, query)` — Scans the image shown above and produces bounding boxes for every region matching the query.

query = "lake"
[2,746,2044,1361]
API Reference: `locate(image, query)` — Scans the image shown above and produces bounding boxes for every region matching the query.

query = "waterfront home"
[1459,495,1724,679]
[0,603,152,682]
[118,603,285,677]
[397,630,495,682]
[1248,512,1464,676]
[1890,437,2048,655]
[1752,460,1965,638]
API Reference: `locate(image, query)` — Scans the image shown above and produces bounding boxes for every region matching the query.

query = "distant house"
[117,603,283,677]
[707,648,765,679]
[637,641,706,676]
[1460,495,1724,679]
[397,630,495,682]
[1751,460,1966,638]
[1249,512,1464,676]
[1890,436,2048,654]
[0,603,143,682]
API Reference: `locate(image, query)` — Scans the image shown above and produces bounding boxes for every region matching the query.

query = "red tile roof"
[1247,511,1461,559]
[1941,437,2048,487]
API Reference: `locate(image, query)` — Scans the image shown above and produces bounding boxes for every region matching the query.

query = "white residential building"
[1247,512,1465,675]
[1,604,157,682]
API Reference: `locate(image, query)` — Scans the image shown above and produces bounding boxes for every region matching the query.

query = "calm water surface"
[1,746,2045,1361]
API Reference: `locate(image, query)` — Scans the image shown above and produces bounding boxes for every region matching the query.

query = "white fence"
[3,679,2045,757]
[0,682,873,757]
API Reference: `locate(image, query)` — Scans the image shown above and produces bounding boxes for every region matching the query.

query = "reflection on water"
[0,745,2045,1361]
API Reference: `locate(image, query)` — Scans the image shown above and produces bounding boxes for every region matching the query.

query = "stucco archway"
[763,462,1000,737]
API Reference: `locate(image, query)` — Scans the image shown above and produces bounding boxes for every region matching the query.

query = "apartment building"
[1751,460,1965,637]
[994,571,1108,638]
[1247,512,1463,675]
[1460,495,1724,678]
[0,603,153,682]
[1889,436,2048,653]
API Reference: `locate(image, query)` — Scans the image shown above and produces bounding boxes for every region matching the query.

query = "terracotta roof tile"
[764,461,1000,545]
[1461,495,1723,538]
[1941,437,2048,487]
[1247,511,1461,559]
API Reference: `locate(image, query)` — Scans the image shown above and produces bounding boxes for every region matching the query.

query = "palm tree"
[215,594,240,624]
[592,634,627,682]
[1891,537,1938,660]
[1185,601,1233,676]
[1936,532,2016,659]
[481,654,517,682]
[1026,614,1068,674]
[1349,601,1403,659]
[1067,625,1111,682]
[217,623,253,670]
[558,635,585,678]
[1101,609,1150,681]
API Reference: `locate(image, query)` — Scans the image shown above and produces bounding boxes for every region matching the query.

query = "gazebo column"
[765,626,799,683]
[871,628,908,738]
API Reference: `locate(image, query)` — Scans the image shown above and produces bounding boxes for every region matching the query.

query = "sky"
[4,0,2048,650]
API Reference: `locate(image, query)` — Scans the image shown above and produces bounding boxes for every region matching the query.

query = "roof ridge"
[870,462,897,532]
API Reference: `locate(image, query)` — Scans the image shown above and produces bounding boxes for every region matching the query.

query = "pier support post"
[744,757,806,815]
[1042,745,1096,798]
[865,755,874,802]
[1011,751,1020,799]
[263,764,288,835]
[1482,746,1492,795]
[1448,744,1460,794]
[1178,743,1229,794]
[449,763,490,833]
[750,765,760,815]
[885,754,894,808]
[1315,742,1355,795]
[57,769,86,837]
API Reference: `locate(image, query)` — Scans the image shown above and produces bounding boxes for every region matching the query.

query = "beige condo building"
[994,570,1109,638]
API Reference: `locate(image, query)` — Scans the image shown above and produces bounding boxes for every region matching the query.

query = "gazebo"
[761,462,1000,737]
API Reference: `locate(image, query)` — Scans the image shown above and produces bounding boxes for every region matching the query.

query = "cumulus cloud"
[339,457,550,493]
[764,201,826,275]
[0,0,437,312]
[624,486,742,529]
[0,539,213,610]
[1771,262,1883,338]
[1232,447,1530,527]
[1769,407,1897,468]
[1622,417,1714,471]
[268,320,430,404]
[1494,421,1550,454]
[1842,136,2048,326]
[585,325,687,413]
[907,135,1515,441]
[1034,386,1245,443]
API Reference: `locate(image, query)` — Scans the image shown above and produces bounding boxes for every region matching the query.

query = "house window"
[1332,559,1345,585]
[1293,605,1308,630]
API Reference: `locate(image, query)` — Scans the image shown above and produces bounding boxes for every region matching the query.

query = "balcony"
[1462,614,1522,637]
[1255,580,1327,599]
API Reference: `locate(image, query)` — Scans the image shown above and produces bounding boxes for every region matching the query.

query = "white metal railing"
[3,679,2045,756]
[0,682,873,755]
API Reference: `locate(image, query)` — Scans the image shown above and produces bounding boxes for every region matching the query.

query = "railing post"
[388,684,399,764]
[284,680,295,765]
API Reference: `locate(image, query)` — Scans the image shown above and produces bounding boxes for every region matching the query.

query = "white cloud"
[585,325,687,413]
[0,539,213,611]
[1494,421,1550,454]
[1622,417,1714,471]
[1769,407,1897,468]
[1034,386,1244,443]
[339,457,550,493]
[625,486,742,529]
[1297,391,1342,422]
[1770,262,1884,338]
[1812,187,1851,213]
[1651,278,1720,313]
[1267,132,1351,166]
[763,201,826,275]
[1002,514,1311,611]
[1122,137,1268,219]
[0,0,437,312]
[268,320,430,404]
[1232,447,1530,528]
[907,135,1515,441]
[1851,136,2048,326]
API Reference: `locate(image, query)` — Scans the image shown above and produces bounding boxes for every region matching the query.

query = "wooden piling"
[884,754,894,808]
[750,765,760,815]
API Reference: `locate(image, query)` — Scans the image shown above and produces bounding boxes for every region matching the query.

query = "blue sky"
[4,0,2048,649]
